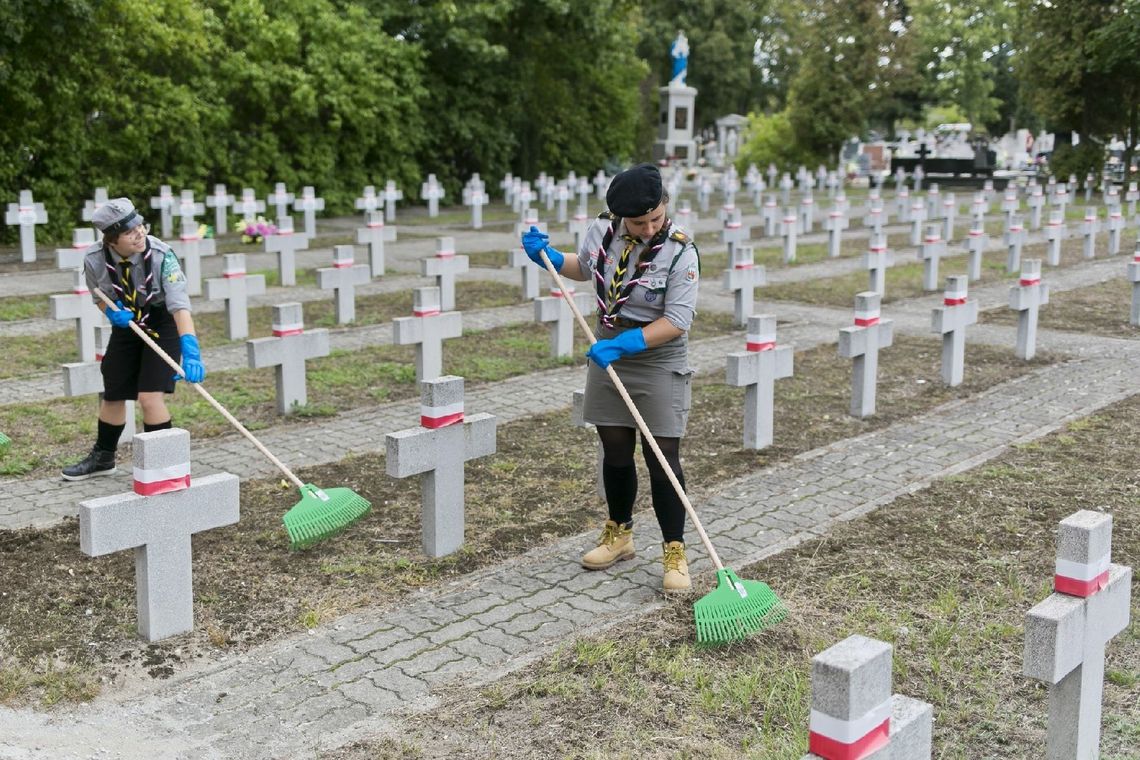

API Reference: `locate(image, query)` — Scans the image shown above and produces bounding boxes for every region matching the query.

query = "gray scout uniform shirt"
[82,235,192,314]
[575,215,700,331]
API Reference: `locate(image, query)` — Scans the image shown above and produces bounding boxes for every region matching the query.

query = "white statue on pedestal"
[670,32,689,86]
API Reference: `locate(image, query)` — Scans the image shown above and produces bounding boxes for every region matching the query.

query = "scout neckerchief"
[593,213,671,329]
[104,242,159,337]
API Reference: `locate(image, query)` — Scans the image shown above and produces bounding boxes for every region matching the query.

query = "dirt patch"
[981,277,1140,340]
[0,335,1058,707]
[324,395,1140,760]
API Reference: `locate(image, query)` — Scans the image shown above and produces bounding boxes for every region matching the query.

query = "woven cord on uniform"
[105,249,159,337]
[593,219,671,330]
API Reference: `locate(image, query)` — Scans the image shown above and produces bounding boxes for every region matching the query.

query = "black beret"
[606,163,664,218]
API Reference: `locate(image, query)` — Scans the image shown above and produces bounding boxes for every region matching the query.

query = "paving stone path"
[0,208,1137,759]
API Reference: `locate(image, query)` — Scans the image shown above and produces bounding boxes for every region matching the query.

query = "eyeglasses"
[120,223,150,241]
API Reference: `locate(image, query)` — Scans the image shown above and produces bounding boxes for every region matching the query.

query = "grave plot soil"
[980,277,1140,340]
[0,335,1058,707]
[761,233,1138,309]
[325,395,1140,760]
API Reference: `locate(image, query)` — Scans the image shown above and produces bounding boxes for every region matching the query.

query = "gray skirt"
[583,327,693,437]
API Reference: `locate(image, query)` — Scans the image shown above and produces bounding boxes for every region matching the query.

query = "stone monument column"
[653,31,698,166]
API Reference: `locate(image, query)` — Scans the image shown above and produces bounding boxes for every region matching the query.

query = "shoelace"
[663,544,686,572]
[598,522,626,546]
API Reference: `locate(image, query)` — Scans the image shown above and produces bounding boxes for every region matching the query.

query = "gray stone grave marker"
[392,286,462,384]
[554,183,570,225]
[464,186,489,229]
[801,634,933,760]
[316,245,370,324]
[1028,185,1046,230]
[79,429,239,642]
[1053,184,1071,219]
[263,216,309,287]
[799,192,815,234]
[1045,210,1066,267]
[266,182,294,222]
[1128,245,1140,326]
[63,325,137,442]
[593,170,609,202]
[908,197,927,246]
[696,175,713,213]
[925,184,941,219]
[233,187,265,220]
[149,185,175,238]
[383,180,404,222]
[722,245,767,326]
[204,253,266,340]
[176,218,216,297]
[421,174,445,218]
[838,292,893,418]
[355,185,381,216]
[421,236,469,311]
[535,286,593,358]
[823,208,848,258]
[762,194,779,237]
[720,209,750,257]
[294,186,325,238]
[385,376,497,557]
[931,275,977,387]
[204,184,234,235]
[941,192,958,242]
[81,188,110,234]
[865,235,893,296]
[725,315,793,449]
[515,207,544,239]
[356,211,397,278]
[863,201,886,238]
[56,228,96,270]
[1001,189,1020,228]
[895,186,910,223]
[5,189,48,263]
[508,246,540,301]
[916,225,946,291]
[569,212,590,250]
[1080,207,1100,259]
[576,177,591,217]
[1024,510,1131,760]
[1010,260,1049,360]
[1125,181,1138,217]
[1106,206,1124,256]
[50,269,104,362]
[172,190,204,231]
[247,303,330,414]
[779,173,793,208]
[1005,214,1027,272]
[781,209,798,264]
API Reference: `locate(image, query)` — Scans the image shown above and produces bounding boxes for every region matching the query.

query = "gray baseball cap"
[92,198,145,237]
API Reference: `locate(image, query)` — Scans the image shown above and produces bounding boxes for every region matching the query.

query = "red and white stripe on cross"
[1055,553,1110,597]
[272,320,304,337]
[421,400,463,429]
[133,461,191,496]
[808,698,891,760]
[854,306,880,327]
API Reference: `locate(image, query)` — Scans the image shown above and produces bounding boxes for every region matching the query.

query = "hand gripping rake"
[94,289,370,548]
[535,251,786,645]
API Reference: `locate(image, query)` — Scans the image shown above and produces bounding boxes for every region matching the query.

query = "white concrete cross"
[355,211,397,278]
[725,315,793,449]
[50,269,104,362]
[1125,182,1139,218]
[355,185,381,216]
[941,192,958,242]
[931,275,977,387]
[762,194,779,237]
[722,245,767,326]
[917,225,946,291]
[5,189,49,263]
[515,209,546,242]
[799,192,816,234]
[1024,510,1131,760]
[233,187,266,220]
[824,208,848,259]
[316,245,370,324]
[263,216,310,287]
[176,218,217,297]
[204,253,266,340]
[56,228,96,270]
[149,185,176,238]
[1106,206,1124,256]
[205,184,235,235]
[421,236,469,312]
[1045,210,1067,267]
[1080,207,1100,259]
[895,186,910,223]
[383,180,404,222]
[962,223,988,282]
[508,246,540,301]
[247,303,330,414]
[863,202,886,238]
[421,174,445,218]
[294,186,325,238]
[697,175,713,213]
[779,173,794,208]
[802,634,933,760]
[970,191,988,225]
[1053,185,1071,219]
[925,183,941,219]
[515,185,537,219]
[1005,214,1027,273]
[81,188,109,236]
[569,212,590,251]
[392,286,462,384]
[266,182,294,222]
[463,185,489,229]
[1001,190,1020,228]
[500,173,516,207]
[909,198,928,246]
[676,200,699,234]
[62,326,136,443]
[838,292,894,418]
[172,190,204,230]
[864,235,894,296]
[78,429,239,642]
[593,170,609,202]
[576,177,592,217]
[720,209,750,258]
[554,183,570,225]
[1028,186,1047,230]
[534,286,593,358]
[781,210,798,264]
[1010,260,1049,360]
[385,376,497,557]
[1127,245,1140,326]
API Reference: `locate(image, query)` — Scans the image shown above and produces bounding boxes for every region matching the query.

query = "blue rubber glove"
[521,225,563,271]
[587,328,647,369]
[176,334,206,384]
[105,301,133,328]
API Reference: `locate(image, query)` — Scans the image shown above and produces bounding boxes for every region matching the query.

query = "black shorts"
[101,310,181,401]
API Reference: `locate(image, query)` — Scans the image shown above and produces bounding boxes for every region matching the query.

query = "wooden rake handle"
[93,288,305,490]
[538,251,725,571]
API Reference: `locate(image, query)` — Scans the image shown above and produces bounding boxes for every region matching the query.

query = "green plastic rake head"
[0,431,9,454]
[283,483,371,549]
[694,568,787,646]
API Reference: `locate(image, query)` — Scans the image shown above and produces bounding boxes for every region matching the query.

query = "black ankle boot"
[61,446,117,481]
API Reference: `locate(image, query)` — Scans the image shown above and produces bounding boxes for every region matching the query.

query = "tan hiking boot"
[581,520,635,570]
[662,541,691,592]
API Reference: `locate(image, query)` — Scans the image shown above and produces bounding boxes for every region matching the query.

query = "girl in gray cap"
[521,163,700,592]
[61,197,206,480]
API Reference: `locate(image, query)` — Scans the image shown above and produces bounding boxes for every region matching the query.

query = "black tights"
[596,425,686,543]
